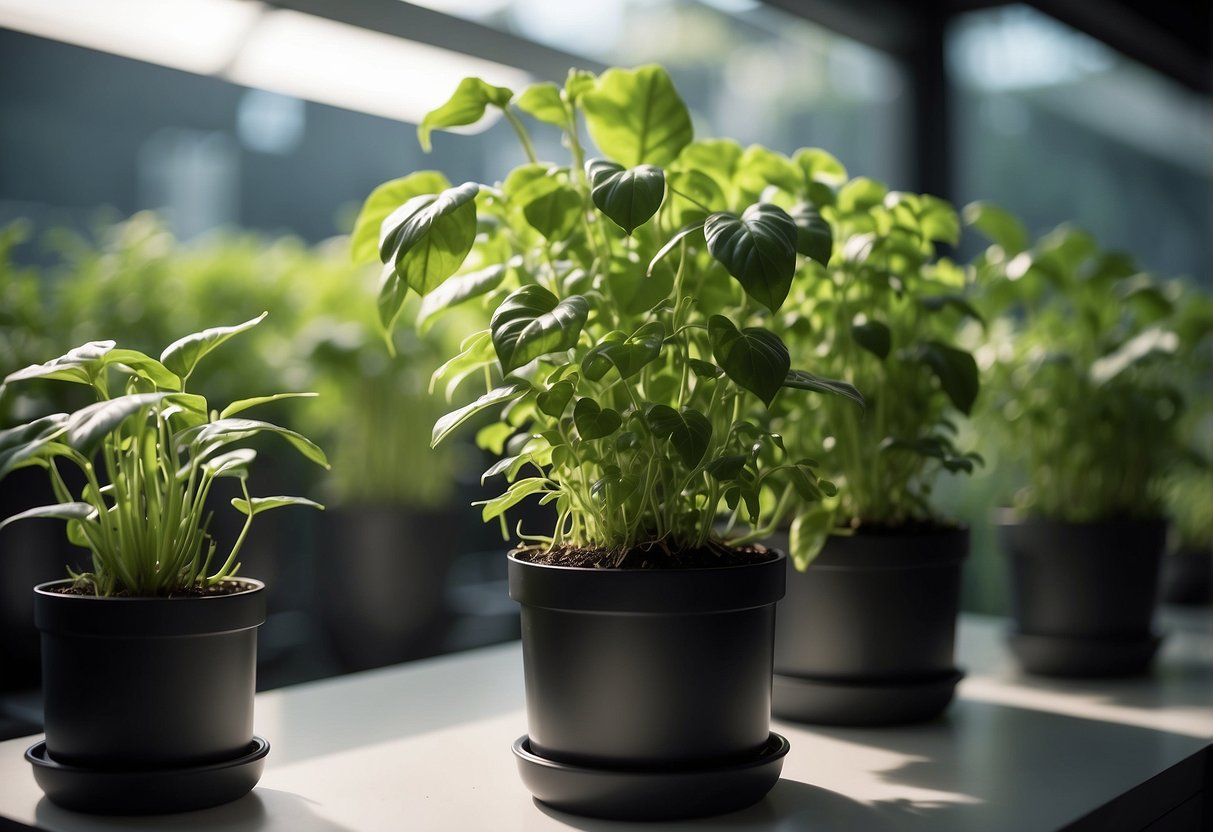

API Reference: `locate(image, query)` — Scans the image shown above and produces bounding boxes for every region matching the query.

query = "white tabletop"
[0,610,1210,831]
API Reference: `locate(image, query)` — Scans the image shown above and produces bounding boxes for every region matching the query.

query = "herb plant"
[0,315,328,596]
[967,205,1211,522]
[762,162,982,566]
[354,65,861,564]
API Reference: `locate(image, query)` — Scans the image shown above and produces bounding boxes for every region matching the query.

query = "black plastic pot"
[771,527,967,726]
[999,516,1166,677]
[317,506,454,672]
[1160,546,1213,606]
[30,578,268,813]
[507,550,788,820]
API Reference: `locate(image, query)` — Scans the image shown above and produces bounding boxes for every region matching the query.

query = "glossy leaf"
[705,454,747,481]
[522,184,582,240]
[161,313,266,380]
[490,285,589,373]
[537,379,576,418]
[646,405,711,468]
[417,263,509,329]
[384,182,480,296]
[516,82,567,126]
[648,222,705,276]
[851,318,891,360]
[573,398,622,440]
[3,340,115,387]
[789,202,832,266]
[708,315,790,407]
[783,370,865,409]
[789,507,834,569]
[351,171,451,264]
[203,448,257,479]
[65,393,176,457]
[0,502,94,534]
[581,321,665,381]
[0,414,69,479]
[587,159,665,235]
[705,204,798,312]
[418,77,513,152]
[581,65,692,168]
[432,383,530,447]
[478,477,549,521]
[232,496,324,516]
[185,418,330,469]
[219,392,318,420]
[917,342,979,415]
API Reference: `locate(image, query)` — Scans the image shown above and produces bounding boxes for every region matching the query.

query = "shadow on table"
[32,789,356,832]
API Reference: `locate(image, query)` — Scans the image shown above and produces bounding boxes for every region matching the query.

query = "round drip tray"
[512,732,789,821]
[1008,630,1162,678]
[26,736,269,815]
[773,669,964,726]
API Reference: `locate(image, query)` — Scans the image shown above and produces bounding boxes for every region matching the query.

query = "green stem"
[503,108,538,164]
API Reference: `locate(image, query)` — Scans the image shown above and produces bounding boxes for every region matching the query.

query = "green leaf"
[851,318,891,360]
[184,418,330,469]
[783,370,865,409]
[161,313,267,380]
[920,195,960,245]
[705,203,798,312]
[417,263,509,329]
[581,321,665,381]
[794,147,847,189]
[65,393,177,457]
[606,258,675,316]
[708,315,790,407]
[0,414,68,479]
[516,82,567,126]
[0,502,95,534]
[581,65,693,168]
[103,349,182,392]
[963,201,1028,255]
[837,177,888,214]
[648,222,705,276]
[219,392,318,420]
[688,358,723,378]
[789,202,832,266]
[587,159,665,235]
[385,182,480,296]
[203,448,257,479]
[564,68,597,102]
[478,477,550,522]
[735,145,801,198]
[490,285,589,373]
[232,496,324,516]
[917,342,979,415]
[646,405,712,467]
[431,382,530,447]
[3,340,115,388]
[705,454,747,481]
[918,294,985,325]
[573,398,622,440]
[418,77,513,152]
[351,171,451,264]
[430,330,495,400]
[789,507,835,569]
[522,184,582,240]
[537,379,576,418]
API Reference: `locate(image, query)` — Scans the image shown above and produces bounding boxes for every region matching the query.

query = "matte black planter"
[772,527,967,726]
[317,506,454,671]
[508,550,787,820]
[999,516,1166,677]
[1160,547,1213,606]
[31,578,267,813]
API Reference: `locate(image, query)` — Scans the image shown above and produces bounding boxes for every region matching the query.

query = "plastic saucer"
[26,736,269,815]
[512,732,789,820]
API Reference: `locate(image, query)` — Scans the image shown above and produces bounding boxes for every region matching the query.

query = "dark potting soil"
[513,540,774,569]
[46,580,259,598]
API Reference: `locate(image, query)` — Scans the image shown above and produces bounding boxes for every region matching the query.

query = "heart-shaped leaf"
[587,159,666,235]
[708,315,790,407]
[383,182,480,297]
[917,342,979,415]
[418,77,513,152]
[646,405,712,468]
[705,454,747,481]
[537,379,576,418]
[523,184,582,240]
[789,202,832,266]
[491,285,589,373]
[783,369,865,409]
[705,203,798,312]
[581,65,693,168]
[574,398,622,440]
[581,321,665,381]
[851,318,891,360]
[351,171,451,264]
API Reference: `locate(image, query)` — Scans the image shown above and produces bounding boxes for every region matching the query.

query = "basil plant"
[354,65,861,565]
[0,314,328,596]
[967,204,1212,523]
[752,161,983,567]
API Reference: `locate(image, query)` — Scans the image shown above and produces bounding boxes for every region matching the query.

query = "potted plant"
[1160,463,1213,605]
[355,64,860,820]
[0,313,327,814]
[968,205,1210,676]
[757,164,982,725]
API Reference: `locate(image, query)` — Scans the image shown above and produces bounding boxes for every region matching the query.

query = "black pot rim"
[34,578,266,638]
[806,526,969,571]
[993,508,1168,530]
[508,549,786,613]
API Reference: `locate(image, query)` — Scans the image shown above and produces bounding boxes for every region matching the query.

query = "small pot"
[507,549,787,820]
[772,526,967,725]
[34,579,266,770]
[999,515,1166,677]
